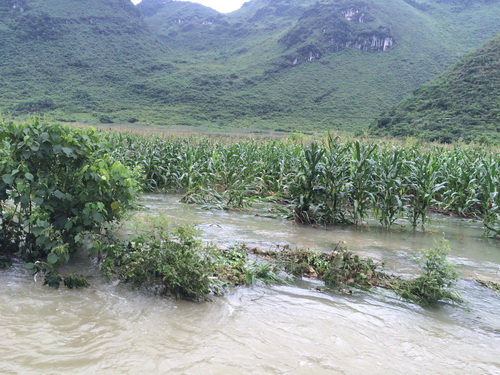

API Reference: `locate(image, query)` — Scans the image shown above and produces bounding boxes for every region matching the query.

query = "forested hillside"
[0,0,167,123]
[1,0,499,139]
[370,33,500,143]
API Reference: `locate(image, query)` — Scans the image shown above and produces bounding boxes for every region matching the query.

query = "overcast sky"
[131,0,248,13]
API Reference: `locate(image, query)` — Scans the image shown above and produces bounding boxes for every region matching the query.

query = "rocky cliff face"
[7,0,27,12]
[137,0,232,49]
[342,34,394,51]
[279,2,394,65]
[341,7,366,22]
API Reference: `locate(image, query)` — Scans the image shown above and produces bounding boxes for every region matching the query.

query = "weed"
[392,240,462,305]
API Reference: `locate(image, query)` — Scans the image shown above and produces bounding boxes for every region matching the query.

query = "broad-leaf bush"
[0,119,140,286]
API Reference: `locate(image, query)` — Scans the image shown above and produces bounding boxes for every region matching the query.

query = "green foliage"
[349,141,377,225]
[253,244,387,290]
[63,273,90,289]
[290,142,327,224]
[98,226,460,306]
[394,240,462,305]
[136,0,500,134]
[322,250,382,288]
[479,155,500,237]
[476,279,500,294]
[100,218,286,300]
[211,245,285,287]
[102,219,215,300]
[0,254,12,269]
[1,0,500,135]
[245,262,285,286]
[109,131,499,234]
[0,0,166,123]
[405,152,446,228]
[372,148,406,229]
[0,119,140,287]
[371,34,500,144]
[209,245,251,287]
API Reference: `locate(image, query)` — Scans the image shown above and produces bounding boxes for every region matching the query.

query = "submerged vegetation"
[0,121,495,307]
[249,244,388,290]
[391,240,462,305]
[250,240,462,306]
[101,218,463,305]
[476,279,500,294]
[107,131,499,236]
[100,216,286,301]
[0,120,140,287]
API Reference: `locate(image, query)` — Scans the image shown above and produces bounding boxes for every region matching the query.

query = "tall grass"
[105,131,499,235]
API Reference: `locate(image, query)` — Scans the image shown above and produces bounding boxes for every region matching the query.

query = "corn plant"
[289,142,325,224]
[439,148,482,217]
[372,148,407,229]
[478,156,499,236]
[101,129,498,234]
[320,135,351,224]
[348,141,377,225]
[405,150,446,229]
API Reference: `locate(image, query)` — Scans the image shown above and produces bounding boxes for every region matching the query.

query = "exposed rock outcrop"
[279,2,394,65]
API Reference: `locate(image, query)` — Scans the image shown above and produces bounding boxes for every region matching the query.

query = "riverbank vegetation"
[1,121,495,306]
[106,130,499,236]
[100,215,462,305]
[0,120,140,287]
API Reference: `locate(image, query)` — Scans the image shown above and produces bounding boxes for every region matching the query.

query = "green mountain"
[1,0,500,137]
[134,0,500,133]
[370,33,500,143]
[0,0,167,122]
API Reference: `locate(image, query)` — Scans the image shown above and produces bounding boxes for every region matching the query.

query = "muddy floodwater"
[1,194,499,374]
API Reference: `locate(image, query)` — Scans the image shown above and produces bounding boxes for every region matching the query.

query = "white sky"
[131,0,248,14]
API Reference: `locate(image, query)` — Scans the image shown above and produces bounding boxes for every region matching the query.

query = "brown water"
[1,194,499,374]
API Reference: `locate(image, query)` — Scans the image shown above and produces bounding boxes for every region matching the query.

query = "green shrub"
[394,240,462,305]
[0,119,140,288]
[100,218,288,300]
[256,245,386,290]
[102,224,214,300]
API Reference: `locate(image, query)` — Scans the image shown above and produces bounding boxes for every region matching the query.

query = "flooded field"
[1,194,499,374]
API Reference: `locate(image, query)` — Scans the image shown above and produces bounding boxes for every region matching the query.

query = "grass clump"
[476,279,500,294]
[250,244,387,290]
[392,240,462,305]
[100,217,286,301]
[101,219,217,300]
